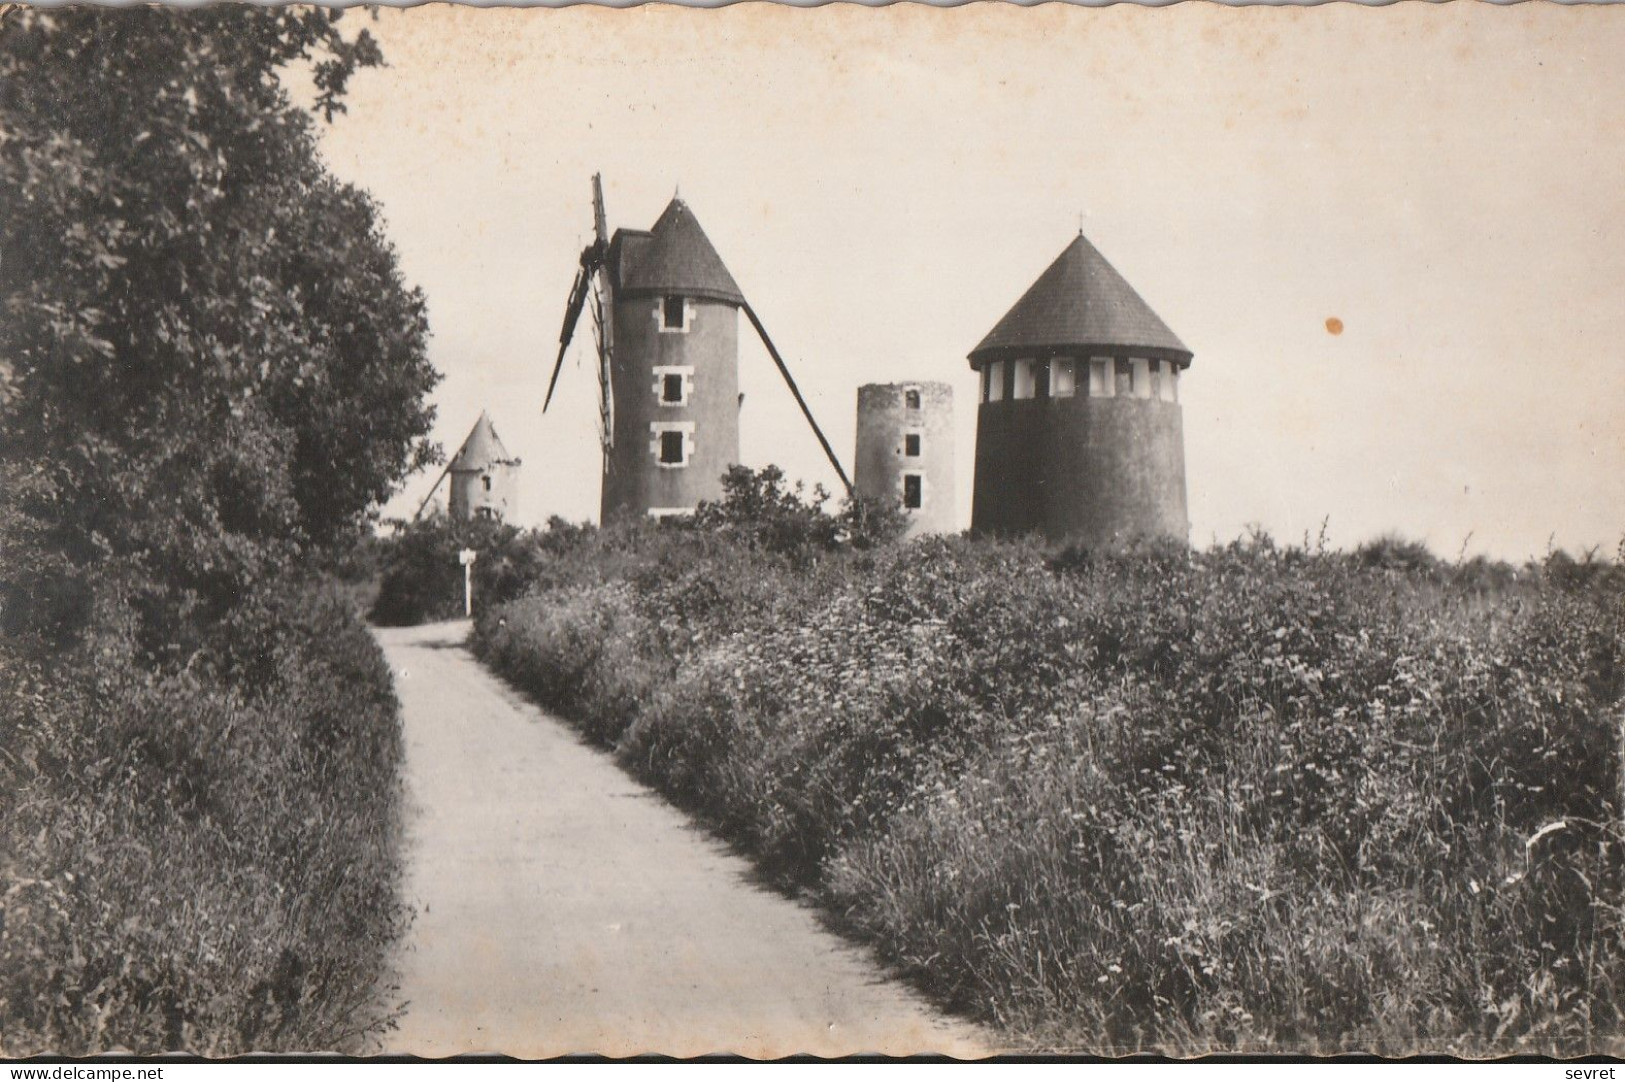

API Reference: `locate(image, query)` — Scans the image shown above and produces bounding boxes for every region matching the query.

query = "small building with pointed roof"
[448,410,522,522]
[602,197,746,522]
[968,232,1192,545]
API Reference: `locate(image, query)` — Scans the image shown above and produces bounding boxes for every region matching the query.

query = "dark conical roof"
[969,233,1190,366]
[617,197,745,305]
[448,411,518,471]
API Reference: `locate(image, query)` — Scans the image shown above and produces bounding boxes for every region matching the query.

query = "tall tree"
[0,8,440,644]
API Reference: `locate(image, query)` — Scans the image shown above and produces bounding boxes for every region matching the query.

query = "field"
[455,471,1625,1055]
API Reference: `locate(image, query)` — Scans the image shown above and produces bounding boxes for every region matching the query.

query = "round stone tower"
[854,381,955,537]
[448,410,522,522]
[601,198,743,521]
[968,232,1192,546]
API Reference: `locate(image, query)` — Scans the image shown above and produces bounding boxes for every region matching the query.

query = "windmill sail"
[591,174,614,454]
[543,173,615,461]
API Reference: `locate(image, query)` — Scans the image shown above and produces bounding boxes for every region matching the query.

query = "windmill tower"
[547,176,851,521]
[854,382,955,537]
[968,232,1192,546]
[414,411,522,522]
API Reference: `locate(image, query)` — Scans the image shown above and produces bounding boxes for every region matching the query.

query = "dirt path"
[375,620,994,1058]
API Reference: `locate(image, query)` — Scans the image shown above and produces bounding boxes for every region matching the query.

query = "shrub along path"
[375,620,992,1058]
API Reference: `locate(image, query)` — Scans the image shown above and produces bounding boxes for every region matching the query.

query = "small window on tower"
[660,430,686,465]
[1050,358,1076,398]
[903,473,923,510]
[1090,357,1114,397]
[904,388,922,410]
[904,433,922,457]
[1115,357,1134,397]
[662,374,684,404]
[1013,358,1037,400]
[662,295,687,331]
[1130,357,1153,399]
[481,475,492,493]
[987,361,1006,403]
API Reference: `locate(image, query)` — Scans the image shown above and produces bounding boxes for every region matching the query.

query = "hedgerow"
[473,475,1625,1055]
[0,582,409,1055]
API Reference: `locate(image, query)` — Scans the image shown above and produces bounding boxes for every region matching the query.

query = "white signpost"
[457,548,478,617]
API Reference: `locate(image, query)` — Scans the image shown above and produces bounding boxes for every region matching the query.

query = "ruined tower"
[854,382,955,537]
[600,198,744,521]
[447,410,522,522]
[968,232,1191,546]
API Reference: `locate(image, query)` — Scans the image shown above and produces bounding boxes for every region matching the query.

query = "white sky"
[315,3,1625,562]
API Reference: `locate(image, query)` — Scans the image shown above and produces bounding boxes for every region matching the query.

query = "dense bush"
[0,11,428,1052]
[472,495,1625,1055]
[371,467,909,629]
[0,583,409,1055]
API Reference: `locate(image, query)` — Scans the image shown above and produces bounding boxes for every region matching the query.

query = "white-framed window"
[1157,361,1179,403]
[904,386,922,410]
[657,295,690,333]
[649,421,696,468]
[1013,358,1037,400]
[652,365,694,407]
[902,471,924,511]
[1089,357,1114,397]
[1050,358,1076,398]
[986,360,1006,403]
[1130,357,1153,399]
[903,430,923,457]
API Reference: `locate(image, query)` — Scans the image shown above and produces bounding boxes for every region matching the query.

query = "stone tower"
[968,232,1191,546]
[447,411,521,521]
[600,198,744,521]
[854,382,955,537]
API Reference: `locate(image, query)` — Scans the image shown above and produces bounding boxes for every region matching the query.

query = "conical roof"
[448,411,518,472]
[617,197,745,305]
[969,233,1190,366]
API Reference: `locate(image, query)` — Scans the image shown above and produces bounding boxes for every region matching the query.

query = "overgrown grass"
[0,581,410,1055]
[472,489,1625,1055]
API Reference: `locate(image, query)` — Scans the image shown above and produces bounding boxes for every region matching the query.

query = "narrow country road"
[374,620,994,1058]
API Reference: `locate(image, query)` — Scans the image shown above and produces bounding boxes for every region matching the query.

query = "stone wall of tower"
[854,381,956,537]
[971,356,1188,546]
[601,294,741,521]
[449,459,521,521]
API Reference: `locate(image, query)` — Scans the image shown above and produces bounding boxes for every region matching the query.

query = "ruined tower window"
[986,361,1006,403]
[904,388,922,410]
[660,295,689,332]
[904,433,922,457]
[481,475,492,493]
[1050,358,1076,398]
[1013,358,1037,400]
[903,473,923,510]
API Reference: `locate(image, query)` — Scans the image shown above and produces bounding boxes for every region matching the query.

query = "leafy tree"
[688,464,911,564]
[0,8,440,647]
